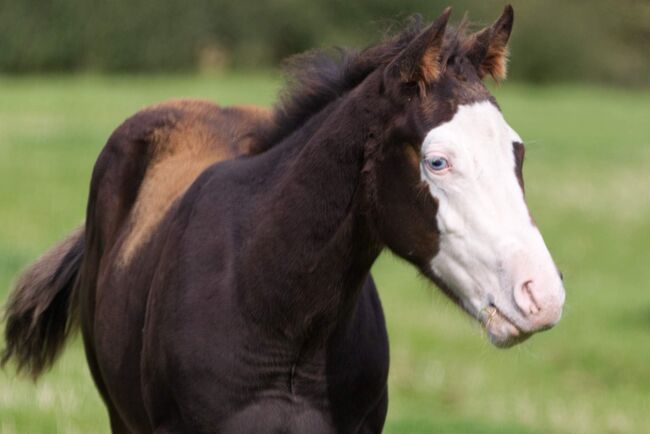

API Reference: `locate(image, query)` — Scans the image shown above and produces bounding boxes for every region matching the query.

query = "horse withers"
[3,6,564,433]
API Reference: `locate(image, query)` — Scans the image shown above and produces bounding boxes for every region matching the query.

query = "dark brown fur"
[117,100,272,263]
[3,7,517,433]
[2,101,272,378]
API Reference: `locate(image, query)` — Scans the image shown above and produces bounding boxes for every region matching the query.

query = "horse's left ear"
[385,8,452,88]
[466,5,514,81]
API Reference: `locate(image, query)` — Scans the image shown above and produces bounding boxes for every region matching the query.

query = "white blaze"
[420,101,564,343]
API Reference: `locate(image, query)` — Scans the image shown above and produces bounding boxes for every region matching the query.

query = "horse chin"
[427,273,532,348]
[481,305,531,348]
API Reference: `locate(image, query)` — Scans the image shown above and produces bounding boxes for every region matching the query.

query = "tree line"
[0,0,647,85]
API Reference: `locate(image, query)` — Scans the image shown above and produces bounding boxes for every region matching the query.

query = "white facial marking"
[421,101,565,346]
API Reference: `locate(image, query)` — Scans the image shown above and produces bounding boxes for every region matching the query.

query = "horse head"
[369,6,565,347]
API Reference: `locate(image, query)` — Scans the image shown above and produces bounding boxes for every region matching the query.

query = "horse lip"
[485,303,520,329]
[482,303,531,348]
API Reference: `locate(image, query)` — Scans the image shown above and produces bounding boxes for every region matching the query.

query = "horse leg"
[358,387,388,434]
[81,320,134,434]
[84,349,133,434]
[152,422,185,434]
[87,353,134,434]
[108,407,133,434]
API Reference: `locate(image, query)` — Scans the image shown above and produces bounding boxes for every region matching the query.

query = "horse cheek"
[376,145,439,267]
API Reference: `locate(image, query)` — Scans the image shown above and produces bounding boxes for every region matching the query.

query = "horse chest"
[172,342,386,433]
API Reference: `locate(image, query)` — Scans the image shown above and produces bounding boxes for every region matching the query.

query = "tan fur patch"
[420,46,442,84]
[232,104,274,154]
[463,5,513,82]
[118,100,270,265]
[481,44,509,81]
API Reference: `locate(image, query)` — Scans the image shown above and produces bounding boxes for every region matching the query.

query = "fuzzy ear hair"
[466,5,514,81]
[385,8,452,86]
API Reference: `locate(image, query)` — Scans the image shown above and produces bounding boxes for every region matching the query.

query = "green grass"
[1,74,649,434]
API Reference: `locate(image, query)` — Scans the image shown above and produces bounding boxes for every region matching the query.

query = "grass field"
[1,74,649,434]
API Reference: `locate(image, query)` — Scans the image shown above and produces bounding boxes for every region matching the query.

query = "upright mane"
[250,16,472,154]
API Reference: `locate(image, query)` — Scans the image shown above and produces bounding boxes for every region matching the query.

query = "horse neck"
[240,84,386,344]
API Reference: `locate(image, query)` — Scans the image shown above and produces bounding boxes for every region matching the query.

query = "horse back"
[88,100,270,263]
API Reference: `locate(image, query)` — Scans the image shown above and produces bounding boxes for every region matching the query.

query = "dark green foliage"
[0,0,647,84]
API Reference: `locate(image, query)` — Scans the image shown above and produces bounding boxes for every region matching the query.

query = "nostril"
[522,281,541,314]
[559,270,564,282]
[513,280,541,316]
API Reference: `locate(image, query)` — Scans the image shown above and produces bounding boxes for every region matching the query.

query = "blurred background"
[0,1,649,433]
[0,0,649,84]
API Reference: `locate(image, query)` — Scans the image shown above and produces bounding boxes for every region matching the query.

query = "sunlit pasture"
[1,75,649,434]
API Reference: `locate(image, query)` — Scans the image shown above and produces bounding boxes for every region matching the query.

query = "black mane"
[251,16,471,153]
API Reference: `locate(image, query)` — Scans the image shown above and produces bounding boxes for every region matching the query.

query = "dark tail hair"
[2,227,84,379]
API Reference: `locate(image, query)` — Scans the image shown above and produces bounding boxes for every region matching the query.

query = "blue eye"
[425,156,450,172]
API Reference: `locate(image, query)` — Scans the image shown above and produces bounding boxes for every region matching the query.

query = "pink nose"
[513,278,564,331]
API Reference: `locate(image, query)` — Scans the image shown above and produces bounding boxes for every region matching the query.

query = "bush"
[0,0,647,85]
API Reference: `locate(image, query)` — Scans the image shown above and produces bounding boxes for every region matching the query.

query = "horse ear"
[466,5,514,81]
[385,8,452,87]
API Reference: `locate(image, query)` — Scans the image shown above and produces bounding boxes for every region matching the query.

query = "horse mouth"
[481,303,531,348]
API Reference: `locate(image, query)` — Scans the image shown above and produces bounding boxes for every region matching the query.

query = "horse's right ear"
[384,8,452,89]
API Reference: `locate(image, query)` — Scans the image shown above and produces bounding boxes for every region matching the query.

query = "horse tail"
[2,226,85,379]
